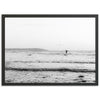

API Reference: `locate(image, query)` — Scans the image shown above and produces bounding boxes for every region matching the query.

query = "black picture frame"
[2,14,98,86]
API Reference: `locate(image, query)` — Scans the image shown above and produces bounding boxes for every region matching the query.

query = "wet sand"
[5,70,95,83]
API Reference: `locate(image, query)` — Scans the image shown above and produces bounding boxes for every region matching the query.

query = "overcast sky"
[5,18,95,50]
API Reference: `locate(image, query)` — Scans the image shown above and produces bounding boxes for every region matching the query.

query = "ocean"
[5,49,95,83]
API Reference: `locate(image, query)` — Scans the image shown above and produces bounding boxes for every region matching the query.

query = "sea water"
[5,49,95,83]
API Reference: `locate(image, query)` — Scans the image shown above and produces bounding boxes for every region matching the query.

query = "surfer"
[64,50,68,56]
[65,50,68,54]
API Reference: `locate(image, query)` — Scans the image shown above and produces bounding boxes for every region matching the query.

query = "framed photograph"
[2,14,98,86]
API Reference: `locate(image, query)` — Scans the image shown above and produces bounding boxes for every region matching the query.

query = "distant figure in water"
[65,50,68,54]
[64,50,68,56]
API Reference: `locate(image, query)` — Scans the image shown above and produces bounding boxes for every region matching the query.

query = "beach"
[5,49,95,83]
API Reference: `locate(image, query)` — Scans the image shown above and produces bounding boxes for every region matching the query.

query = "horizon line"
[5,48,95,51]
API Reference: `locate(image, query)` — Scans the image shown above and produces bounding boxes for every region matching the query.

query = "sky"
[5,18,95,50]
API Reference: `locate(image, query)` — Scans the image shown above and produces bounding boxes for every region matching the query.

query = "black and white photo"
[2,14,98,85]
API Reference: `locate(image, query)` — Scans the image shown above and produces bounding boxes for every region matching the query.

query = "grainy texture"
[5,49,95,83]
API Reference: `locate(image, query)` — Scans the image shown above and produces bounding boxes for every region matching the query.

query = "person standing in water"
[64,50,68,55]
[65,50,68,54]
